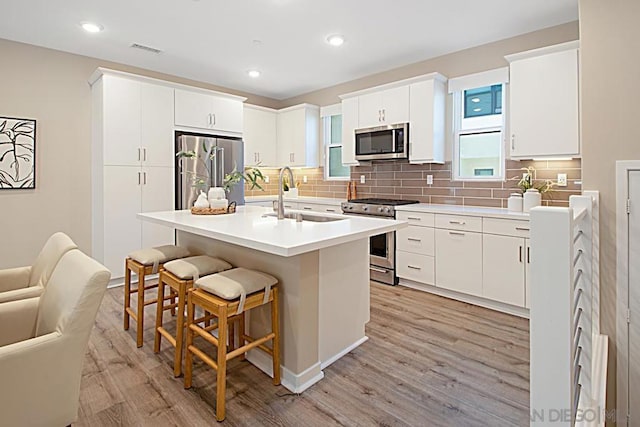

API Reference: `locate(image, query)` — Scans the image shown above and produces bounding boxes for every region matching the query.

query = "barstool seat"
[124,245,190,347]
[155,255,232,376]
[185,268,281,422]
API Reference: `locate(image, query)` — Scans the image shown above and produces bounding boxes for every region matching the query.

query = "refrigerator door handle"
[218,147,225,188]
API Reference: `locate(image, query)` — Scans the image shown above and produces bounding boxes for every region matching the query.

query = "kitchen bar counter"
[138,206,406,394]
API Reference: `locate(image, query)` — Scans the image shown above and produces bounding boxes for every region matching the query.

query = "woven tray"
[190,201,236,215]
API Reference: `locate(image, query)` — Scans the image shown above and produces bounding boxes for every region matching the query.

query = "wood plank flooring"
[76,283,530,426]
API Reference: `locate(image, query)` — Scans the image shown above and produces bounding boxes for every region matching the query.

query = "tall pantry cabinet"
[91,70,175,280]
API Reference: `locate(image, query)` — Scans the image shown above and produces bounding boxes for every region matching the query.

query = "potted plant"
[514,166,556,194]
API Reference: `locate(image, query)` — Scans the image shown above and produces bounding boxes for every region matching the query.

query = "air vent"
[130,43,162,54]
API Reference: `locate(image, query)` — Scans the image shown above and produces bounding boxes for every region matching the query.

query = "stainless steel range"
[342,198,419,285]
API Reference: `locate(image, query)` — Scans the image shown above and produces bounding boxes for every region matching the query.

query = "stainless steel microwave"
[354,123,409,161]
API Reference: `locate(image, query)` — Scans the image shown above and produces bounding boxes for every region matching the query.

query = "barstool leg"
[124,260,131,331]
[238,312,246,361]
[216,305,228,422]
[184,292,195,390]
[136,265,145,348]
[173,282,187,377]
[271,287,281,385]
[228,321,235,352]
[154,272,166,353]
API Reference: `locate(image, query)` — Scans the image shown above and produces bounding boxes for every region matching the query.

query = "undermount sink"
[262,212,346,223]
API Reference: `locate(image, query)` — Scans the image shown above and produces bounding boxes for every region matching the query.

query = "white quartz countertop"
[395,203,530,220]
[138,206,406,257]
[245,195,345,205]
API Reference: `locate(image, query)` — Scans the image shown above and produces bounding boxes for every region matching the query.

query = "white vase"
[523,189,541,213]
[507,193,523,212]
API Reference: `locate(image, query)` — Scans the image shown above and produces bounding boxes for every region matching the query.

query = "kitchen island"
[138,206,406,393]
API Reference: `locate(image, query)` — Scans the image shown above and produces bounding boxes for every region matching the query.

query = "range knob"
[378,207,384,213]
[385,207,392,214]
[362,206,369,211]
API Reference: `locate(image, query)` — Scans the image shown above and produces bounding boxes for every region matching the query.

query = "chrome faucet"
[277,166,295,220]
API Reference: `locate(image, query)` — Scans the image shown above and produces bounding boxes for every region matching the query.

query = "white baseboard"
[320,336,368,370]
[398,279,530,319]
[108,274,158,289]
[246,350,324,394]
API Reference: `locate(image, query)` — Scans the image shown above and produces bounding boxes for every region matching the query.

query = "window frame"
[321,104,350,181]
[452,84,506,182]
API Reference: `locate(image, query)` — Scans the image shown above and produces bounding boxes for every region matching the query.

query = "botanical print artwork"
[0,117,36,189]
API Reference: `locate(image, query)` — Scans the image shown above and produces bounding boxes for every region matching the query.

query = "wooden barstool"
[184,268,281,422]
[124,244,191,347]
[154,255,233,376]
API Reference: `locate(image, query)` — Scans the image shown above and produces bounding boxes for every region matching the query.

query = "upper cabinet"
[276,104,320,167]
[506,41,580,159]
[174,89,244,134]
[243,104,278,167]
[340,73,447,165]
[358,86,410,128]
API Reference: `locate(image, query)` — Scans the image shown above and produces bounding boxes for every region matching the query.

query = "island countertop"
[138,206,407,257]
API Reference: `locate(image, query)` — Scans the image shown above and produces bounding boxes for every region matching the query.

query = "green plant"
[513,166,556,194]
[282,175,290,191]
[223,166,265,194]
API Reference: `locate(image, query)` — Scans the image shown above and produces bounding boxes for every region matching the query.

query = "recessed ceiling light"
[326,34,345,47]
[81,22,103,33]
[247,70,261,78]
[471,97,481,103]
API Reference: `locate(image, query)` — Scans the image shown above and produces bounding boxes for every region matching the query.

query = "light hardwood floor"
[77,283,530,426]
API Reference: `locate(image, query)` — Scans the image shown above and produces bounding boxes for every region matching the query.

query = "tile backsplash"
[245,159,581,208]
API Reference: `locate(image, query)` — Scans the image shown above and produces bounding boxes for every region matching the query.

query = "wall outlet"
[557,173,567,187]
[360,175,366,184]
[264,176,270,183]
[303,175,308,183]
[426,175,433,185]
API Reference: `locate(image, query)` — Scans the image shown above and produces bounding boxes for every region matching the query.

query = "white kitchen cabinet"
[435,228,483,297]
[482,234,526,306]
[141,83,175,167]
[397,252,435,285]
[340,97,359,166]
[276,104,320,167]
[174,88,243,134]
[243,105,277,166]
[297,202,341,213]
[506,42,580,159]
[397,226,435,256]
[358,86,409,128]
[408,76,446,164]
[140,166,175,248]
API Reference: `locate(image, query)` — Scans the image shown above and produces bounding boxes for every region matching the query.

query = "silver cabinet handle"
[511,134,515,150]
[449,220,466,225]
[519,245,523,263]
[325,209,336,212]
[207,113,212,126]
[407,217,421,221]
[143,148,147,162]
[449,231,465,236]
[382,109,386,122]
[370,266,388,274]
[144,172,147,185]
[407,238,421,242]
[515,226,530,231]
[137,148,141,162]
[407,265,421,270]
[257,152,260,162]
[303,207,312,210]
[212,113,216,125]
[527,247,531,264]
[137,171,141,185]
[378,109,382,122]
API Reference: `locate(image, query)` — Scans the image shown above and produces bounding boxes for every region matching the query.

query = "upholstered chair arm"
[0,297,39,347]
[0,285,44,304]
[0,332,80,426]
[0,266,31,293]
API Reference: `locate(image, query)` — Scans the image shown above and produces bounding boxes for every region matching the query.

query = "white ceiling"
[0,0,577,100]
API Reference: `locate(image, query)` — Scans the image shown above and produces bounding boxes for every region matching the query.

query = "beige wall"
[0,38,279,268]
[580,0,640,417]
[279,21,578,108]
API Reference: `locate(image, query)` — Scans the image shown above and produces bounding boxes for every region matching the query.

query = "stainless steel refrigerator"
[175,133,244,209]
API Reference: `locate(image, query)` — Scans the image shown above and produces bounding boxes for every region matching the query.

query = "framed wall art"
[0,117,36,189]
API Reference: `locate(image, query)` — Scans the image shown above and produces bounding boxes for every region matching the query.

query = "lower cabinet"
[435,228,483,298]
[397,251,435,284]
[482,234,526,307]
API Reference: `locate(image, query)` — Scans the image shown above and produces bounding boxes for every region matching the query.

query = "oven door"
[370,231,394,269]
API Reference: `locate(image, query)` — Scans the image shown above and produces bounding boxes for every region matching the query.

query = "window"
[449,68,508,181]
[321,105,350,180]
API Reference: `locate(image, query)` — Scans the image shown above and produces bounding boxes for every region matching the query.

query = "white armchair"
[0,248,111,426]
[0,232,77,304]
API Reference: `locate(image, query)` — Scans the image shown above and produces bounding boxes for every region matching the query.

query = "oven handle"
[370,266,390,274]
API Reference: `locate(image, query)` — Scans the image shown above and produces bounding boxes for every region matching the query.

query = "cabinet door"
[397,225,435,256]
[435,229,482,297]
[397,251,435,285]
[358,92,383,128]
[103,76,141,166]
[210,96,243,134]
[482,234,526,307]
[243,106,277,166]
[277,108,306,166]
[141,166,175,249]
[381,86,410,125]
[141,83,174,167]
[409,79,445,163]
[103,166,142,279]
[509,48,579,158]
[341,98,360,166]
[174,89,212,129]
[525,238,531,308]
